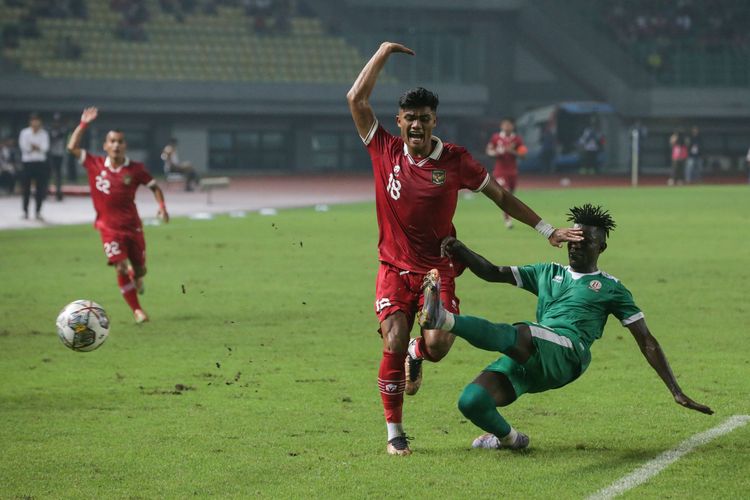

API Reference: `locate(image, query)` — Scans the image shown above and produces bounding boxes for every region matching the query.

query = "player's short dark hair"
[105,129,126,139]
[399,87,439,111]
[567,204,616,238]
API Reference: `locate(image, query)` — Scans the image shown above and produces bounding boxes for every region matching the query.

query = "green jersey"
[511,262,643,349]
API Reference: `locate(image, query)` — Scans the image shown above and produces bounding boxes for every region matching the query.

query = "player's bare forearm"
[347,42,414,138]
[628,319,713,415]
[482,180,541,227]
[68,107,98,158]
[151,185,170,223]
[441,237,514,284]
[66,125,86,158]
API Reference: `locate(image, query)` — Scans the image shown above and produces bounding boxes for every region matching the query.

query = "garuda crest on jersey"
[431,170,446,185]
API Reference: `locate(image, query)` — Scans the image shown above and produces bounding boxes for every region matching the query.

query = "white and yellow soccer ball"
[55,300,110,352]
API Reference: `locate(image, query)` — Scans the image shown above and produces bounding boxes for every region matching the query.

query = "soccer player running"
[418,204,713,450]
[485,117,527,229]
[67,107,169,324]
[347,41,583,456]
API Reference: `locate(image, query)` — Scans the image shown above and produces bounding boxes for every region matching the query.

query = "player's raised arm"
[626,318,713,415]
[441,236,515,284]
[346,42,414,139]
[480,180,583,247]
[67,107,98,159]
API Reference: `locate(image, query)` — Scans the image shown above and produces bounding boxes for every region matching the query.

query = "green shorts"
[484,322,591,399]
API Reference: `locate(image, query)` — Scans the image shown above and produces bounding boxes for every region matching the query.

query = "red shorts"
[97,225,146,267]
[374,262,460,331]
[495,174,517,192]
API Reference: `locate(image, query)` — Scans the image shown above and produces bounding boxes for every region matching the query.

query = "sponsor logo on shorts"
[588,280,602,292]
[432,170,446,185]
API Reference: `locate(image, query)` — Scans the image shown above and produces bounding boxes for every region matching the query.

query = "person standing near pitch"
[67,107,169,324]
[418,204,713,450]
[347,41,583,456]
[485,117,527,229]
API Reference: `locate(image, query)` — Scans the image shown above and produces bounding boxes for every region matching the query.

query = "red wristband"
[79,121,89,130]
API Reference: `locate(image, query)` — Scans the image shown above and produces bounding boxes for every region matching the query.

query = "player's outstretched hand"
[674,392,713,415]
[440,236,464,258]
[381,41,415,56]
[158,206,170,223]
[81,107,98,124]
[549,227,584,248]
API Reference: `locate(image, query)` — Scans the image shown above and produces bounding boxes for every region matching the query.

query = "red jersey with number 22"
[81,150,155,231]
[362,120,490,277]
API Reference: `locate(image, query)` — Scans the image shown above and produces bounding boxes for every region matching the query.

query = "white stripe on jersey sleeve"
[146,179,157,188]
[78,149,87,163]
[472,172,491,193]
[621,312,645,326]
[361,119,379,145]
[510,266,523,287]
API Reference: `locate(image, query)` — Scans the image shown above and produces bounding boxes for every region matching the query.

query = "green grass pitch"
[1,185,748,498]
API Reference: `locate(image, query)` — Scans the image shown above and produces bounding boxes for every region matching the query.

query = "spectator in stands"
[48,112,67,201]
[668,129,688,186]
[161,138,199,191]
[18,112,50,220]
[577,117,605,175]
[0,137,20,195]
[685,125,703,184]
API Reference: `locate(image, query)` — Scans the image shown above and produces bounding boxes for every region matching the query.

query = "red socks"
[378,350,406,424]
[117,272,142,312]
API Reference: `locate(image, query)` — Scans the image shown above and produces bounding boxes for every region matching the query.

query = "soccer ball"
[55,300,110,352]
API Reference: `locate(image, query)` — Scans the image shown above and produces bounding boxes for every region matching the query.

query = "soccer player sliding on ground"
[347,41,583,455]
[419,204,713,450]
[67,107,169,324]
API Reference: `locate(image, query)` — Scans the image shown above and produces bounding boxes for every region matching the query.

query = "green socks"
[451,315,518,353]
[457,383,511,438]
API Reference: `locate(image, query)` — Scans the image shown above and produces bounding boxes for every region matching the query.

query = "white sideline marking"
[588,415,750,500]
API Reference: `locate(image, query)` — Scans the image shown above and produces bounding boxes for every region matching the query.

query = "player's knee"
[115,261,128,275]
[134,265,147,278]
[380,313,410,352]
[457,384,487,418]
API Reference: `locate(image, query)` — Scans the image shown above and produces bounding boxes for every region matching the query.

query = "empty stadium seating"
[0,0,395,83]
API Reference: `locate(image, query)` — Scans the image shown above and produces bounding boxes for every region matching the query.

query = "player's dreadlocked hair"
[567,204,617,237]
[399,87,439,111]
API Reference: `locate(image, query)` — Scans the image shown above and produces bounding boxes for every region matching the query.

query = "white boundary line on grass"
[588,414,750,500]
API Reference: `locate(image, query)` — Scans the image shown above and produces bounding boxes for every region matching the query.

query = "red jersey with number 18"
[362,121,490,277]
[81,150,155,231]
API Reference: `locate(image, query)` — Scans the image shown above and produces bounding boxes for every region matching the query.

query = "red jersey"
[362,120,490,276]
[488,131,525,177]
[81,150,155,231]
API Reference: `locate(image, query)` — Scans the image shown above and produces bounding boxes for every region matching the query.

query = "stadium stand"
[576,0,750,86]
[0,0,392,83]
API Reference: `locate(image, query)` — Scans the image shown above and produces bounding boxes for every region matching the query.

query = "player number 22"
[95,174,111,195]
[386,173,401,200]
[104,241,121,258]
